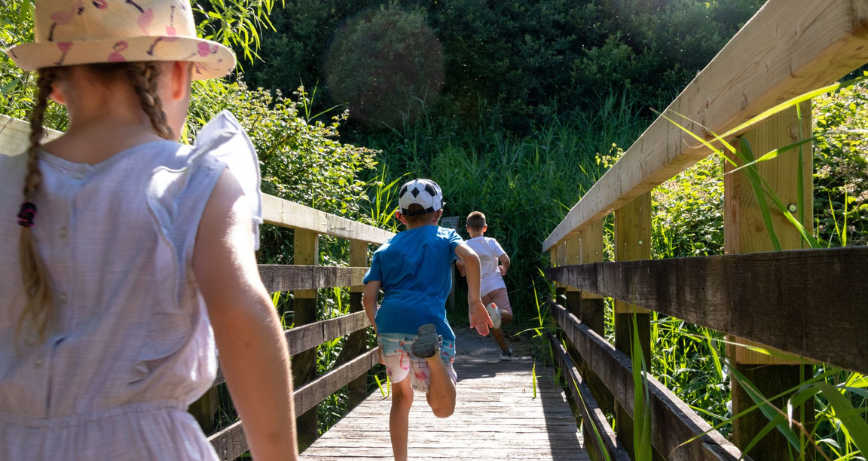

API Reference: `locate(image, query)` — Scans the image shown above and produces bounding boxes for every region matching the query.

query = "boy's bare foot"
[411,324,441,359]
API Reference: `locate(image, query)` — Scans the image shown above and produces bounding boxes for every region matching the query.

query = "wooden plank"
[548,333,631,461]
[579,222,604,300]
[263,194,393,244]
[613,193,650,315]
[208,348,379,461]
[725,105,815,459]
[340,240,370,409]
[724,104,813,365]
[294,348,379,416]
[210,312,370,387]
[208,421,247,461]
[0,114,62,157]
[293,229,319,450]
[545,246,868,374]
[542,0,868,251]
[549,301,748,461]
[258,265,367,292]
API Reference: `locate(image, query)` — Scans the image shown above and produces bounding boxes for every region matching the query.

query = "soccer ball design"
[399,179,443,216]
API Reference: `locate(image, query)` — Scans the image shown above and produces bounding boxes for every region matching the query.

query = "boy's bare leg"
[390,376,413,461]
[492,312,513,352]
[425,354,456,418]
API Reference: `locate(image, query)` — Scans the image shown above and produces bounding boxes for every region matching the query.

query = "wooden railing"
[206,194,392,460]
[542,1,868,460]
[0,114,393,460]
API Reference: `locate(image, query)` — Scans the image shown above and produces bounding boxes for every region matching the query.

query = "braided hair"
[16,62,173,346]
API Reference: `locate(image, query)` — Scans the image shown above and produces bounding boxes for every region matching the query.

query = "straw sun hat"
[5,0,235,80]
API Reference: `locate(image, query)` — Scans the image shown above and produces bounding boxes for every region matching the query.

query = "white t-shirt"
[465,236,507,297]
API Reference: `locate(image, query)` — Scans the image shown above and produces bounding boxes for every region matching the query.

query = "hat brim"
[6,36,235,81]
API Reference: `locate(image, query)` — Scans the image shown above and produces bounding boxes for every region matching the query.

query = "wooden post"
[579,221,606,337]
[556,242,567,301]
[188,387,217,434]
[346,240,369,409]
[564,234,582,318]
[613,192,653,461]
[725,103,814,460]
[577,221,614,418]
[293,229,319,450]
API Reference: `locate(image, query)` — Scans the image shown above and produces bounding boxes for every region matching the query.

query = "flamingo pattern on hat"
[5,0,235,81]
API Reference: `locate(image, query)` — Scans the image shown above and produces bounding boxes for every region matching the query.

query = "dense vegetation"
[3,0,867,457]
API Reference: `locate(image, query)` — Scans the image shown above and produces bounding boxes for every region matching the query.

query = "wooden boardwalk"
[303,342,589,460]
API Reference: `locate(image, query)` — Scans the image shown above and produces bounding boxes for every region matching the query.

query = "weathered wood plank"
[543,0,868,251]
[258,265,367,292]
[0,114,62,157]
[286,311,370,356]
[263,194,393,244]
[210,312,371,387]
[208,348,378,460]
[294,348,379,415]
[548,333,630,461]
[546,246,868,374]
[549,301,747,461]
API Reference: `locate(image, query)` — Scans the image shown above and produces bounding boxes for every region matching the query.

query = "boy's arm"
[362,281,381,335]
[455,243,492,336]
[456,259,466,277]
[498,253,511,276]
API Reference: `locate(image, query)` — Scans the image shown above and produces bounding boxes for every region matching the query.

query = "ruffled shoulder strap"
[190,111,263,250]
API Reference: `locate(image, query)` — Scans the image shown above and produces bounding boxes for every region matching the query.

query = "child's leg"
[488,288,514,353]
[491,310,513,351]
[424,353,456,418]
[389,375,414,461]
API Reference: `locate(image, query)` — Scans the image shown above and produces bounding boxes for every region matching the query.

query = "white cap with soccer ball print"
[398,179,445,216]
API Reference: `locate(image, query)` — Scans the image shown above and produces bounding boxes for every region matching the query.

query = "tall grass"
[365,93,647,324]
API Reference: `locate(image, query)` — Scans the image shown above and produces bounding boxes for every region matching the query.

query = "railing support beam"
[613,192,654,460]
[292,229,319,450]
[725,103,815,460]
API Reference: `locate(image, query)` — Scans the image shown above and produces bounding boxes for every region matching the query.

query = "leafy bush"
[245,0,765,131]
[323,3,443,128]
[814,81,868,247]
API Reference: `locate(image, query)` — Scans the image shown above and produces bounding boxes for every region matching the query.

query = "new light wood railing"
[542,1,868,460]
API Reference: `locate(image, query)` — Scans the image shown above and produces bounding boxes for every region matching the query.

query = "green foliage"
[814,81,868,247]
[245,0,764,131]
[323,2,443,128]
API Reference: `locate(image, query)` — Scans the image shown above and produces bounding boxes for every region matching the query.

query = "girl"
[0,1,298,459]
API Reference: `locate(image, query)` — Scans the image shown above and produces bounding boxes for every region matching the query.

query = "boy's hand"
[468,298,492,336]
[499,265,507,276]
[378,345,385,365]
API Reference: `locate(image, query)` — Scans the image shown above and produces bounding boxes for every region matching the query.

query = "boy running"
[362,179,492,461]
[458,211,515,360]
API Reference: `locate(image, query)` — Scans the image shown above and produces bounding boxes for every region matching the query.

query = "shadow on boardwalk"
[302,328,589,460]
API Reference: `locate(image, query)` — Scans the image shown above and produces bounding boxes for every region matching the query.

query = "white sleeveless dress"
[0,112,261,460]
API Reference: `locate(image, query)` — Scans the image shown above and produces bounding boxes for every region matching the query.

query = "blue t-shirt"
[363,225,463,341]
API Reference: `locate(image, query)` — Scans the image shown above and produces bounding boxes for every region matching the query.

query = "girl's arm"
[455,243,492,336]
[193,170,298,460]
[498,253,511,276]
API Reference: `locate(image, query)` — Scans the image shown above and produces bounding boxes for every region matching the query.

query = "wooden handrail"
[209,349,380,460]
[546,246,868,374]
[263,194,393,244]
[549,301,748,461]
[259,265,368,292]
[543,0,868,251]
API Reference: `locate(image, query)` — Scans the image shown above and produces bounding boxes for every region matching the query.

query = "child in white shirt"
[457,211,514,360]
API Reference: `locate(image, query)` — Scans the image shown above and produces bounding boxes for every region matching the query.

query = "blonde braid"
[16,68,58,345]
[127,62,173,140]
